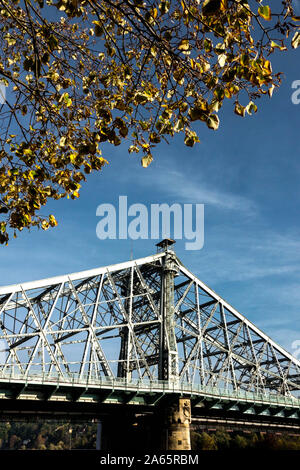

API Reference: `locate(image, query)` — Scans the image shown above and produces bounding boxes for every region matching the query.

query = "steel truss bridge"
[0,243,299,429]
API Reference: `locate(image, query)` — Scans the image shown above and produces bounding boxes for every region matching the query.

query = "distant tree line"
[0,421,299,450]
[0,421,97,450]
[191,428,300,451]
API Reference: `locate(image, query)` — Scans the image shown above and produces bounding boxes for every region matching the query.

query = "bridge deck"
[0,372,299,422]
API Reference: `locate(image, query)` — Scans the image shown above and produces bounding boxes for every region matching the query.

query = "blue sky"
[1,39,300,357]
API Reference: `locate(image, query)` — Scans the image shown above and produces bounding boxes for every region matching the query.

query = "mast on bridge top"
[156,238,176,253]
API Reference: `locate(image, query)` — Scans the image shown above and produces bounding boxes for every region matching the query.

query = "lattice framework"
[0,250,299,397]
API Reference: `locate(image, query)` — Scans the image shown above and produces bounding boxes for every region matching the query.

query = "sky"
[1,14,300,359]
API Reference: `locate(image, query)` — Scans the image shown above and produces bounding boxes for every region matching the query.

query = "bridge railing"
[0,369,299,408]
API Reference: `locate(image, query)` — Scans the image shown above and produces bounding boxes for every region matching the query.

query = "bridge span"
[0,240,299,449]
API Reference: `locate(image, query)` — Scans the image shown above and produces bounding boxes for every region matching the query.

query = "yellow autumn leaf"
[49,214,58,227]
[234,102,246,117]
[270,40,287,51]
[245,101,257,115]
[178,39,190,51]
[141,154,153,167]
[291,31,300,48]
[220,0,227,12]
[206,114,220,130]
[59,136,66,147]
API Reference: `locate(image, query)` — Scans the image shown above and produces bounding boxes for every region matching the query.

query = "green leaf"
[258,5,271,21]
[203,38,212,53]
[59,92,72,107]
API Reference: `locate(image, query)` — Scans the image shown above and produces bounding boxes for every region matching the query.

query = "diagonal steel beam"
[68,277,113,377]
[106,270,153,379]
[21,287,64,376]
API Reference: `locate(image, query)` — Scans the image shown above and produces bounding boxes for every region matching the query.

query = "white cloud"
[184,226,300,284]
[141,167,257,213]
[164,169,256,212]
[117,161,257,214]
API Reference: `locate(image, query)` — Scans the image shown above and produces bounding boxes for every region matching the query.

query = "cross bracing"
[0,249,299,398]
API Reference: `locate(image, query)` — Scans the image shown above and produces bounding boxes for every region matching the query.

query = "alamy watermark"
[291,80,300,104]
[96,196,204,250]
[291,339,300,359]
[0,82,7,104]
[0,339,6,364]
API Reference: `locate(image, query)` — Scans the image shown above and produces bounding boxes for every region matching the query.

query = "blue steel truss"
[0,247,299,399]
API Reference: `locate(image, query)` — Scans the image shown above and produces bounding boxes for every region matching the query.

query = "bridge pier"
[95,398,191,451]
[160,397,191,450]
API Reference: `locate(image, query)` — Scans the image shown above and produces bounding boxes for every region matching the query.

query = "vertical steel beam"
[159,251,179,382]
[117,268,133,381]
[80,274,103,380]
[220,303,237,390]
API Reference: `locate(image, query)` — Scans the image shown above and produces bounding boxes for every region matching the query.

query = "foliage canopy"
[0,0,299,242]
